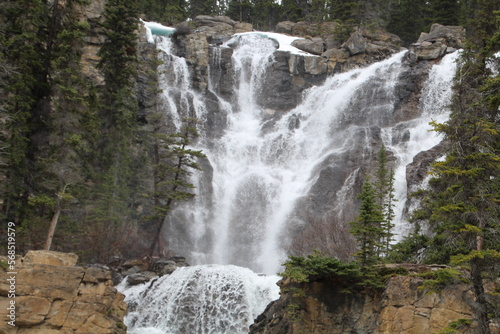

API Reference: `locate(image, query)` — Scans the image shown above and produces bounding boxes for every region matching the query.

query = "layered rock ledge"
[0,251,127,334]
[250,265,497,334]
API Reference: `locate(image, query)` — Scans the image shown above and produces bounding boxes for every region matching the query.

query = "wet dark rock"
[291,37,325,55]
[417,23,466,49]
[127,271,158,285]
[343,31,367,55]
[122,265,141,277]
[275,21,295,35]
[409,24,465,61]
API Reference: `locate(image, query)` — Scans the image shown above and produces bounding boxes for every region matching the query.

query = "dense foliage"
[137,0,467,43]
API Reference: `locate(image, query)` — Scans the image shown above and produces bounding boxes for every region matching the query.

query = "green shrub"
[418,268,466,293]
[434,318,471,334]
[280,253,363,284]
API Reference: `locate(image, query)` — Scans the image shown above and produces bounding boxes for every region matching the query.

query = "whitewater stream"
[119,24,459,334]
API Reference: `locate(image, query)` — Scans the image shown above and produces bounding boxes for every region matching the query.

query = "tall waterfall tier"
[150,31,459,274]
[119,265,280,334]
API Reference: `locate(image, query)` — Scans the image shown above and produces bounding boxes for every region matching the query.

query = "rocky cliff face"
[0,251,127,334]
[250,266,496,334]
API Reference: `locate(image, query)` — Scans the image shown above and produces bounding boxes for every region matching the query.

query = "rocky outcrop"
[408,24,466,61]
[172,15,252,91]
[324,27,403,74]
[291,37,325,55]
[111,256,190,285]
[250,267,490,334]
[75,0,107,85]
[0,251,127,334]
[194,15,252,38]
[273,21,403,76]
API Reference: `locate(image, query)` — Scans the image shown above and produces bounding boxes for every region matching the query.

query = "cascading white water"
[204,46,411,274]
[123,24,459,334]
[384,51,460,237]
[162,33,459,274]
[118,265,280,334]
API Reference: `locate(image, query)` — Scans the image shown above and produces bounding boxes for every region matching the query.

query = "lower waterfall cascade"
[120,23,460,334]
[118,265,280,334]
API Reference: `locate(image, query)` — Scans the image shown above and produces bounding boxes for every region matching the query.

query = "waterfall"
[387,51,460,237]
[123,23,459,334]
[157,32,459,274]
[118,265,280,334]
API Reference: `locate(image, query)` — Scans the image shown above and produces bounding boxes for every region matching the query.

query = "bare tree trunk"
[149,219,164,257]
[471,258,491,334]
[44,203,61,250]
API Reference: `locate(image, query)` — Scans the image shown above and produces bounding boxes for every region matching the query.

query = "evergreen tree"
[252,0,282,30]
[0,0,51,232]
[412,2,500,332]
[329,0,360,22]
[226,0,254,23]
[79,0,143,260]
[147,120,206,256]
[386,0,433,46]
[98,0,139,98]
[40,0,90,251]
[382,168,396,255]
[373,144,396,256]
[189,0,218,18]
[350,178,385,267]
[430,0,460,26]
[139,0,188,25]
[280,0,309,22]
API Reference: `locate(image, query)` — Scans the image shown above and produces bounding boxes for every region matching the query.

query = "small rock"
[322,48,349,60]
[122,265,141,277]
[127,271,157,285]
[343,31,367,56]
[275,21,295,35]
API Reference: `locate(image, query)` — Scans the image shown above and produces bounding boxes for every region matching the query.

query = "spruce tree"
[226,0,254,23]
[350,178,385,267]
[373,144,396,257]
[1,0,51,231]
[386,0,432,46]
[382,168,396,255]
[413,2,500,332]
[147,120,206,257]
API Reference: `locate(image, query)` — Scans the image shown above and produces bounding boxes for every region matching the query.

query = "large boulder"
[235,22,252,33]
[195,15,236,28]
[343,31,367,55]
[411,41,448,60]
[291,37,325,55]
[418,23,466,49]
[409,24,465,61]
[303,56,328,75]
[291,21,319,37]
[0,251,127,334]
[194,15,252,37]
[23,250,78,267]
[276,21,295,35]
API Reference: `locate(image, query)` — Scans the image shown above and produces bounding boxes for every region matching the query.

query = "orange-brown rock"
[0,251,126,334]
[250,267,498,334]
